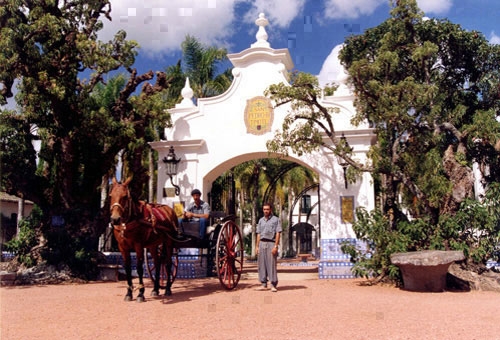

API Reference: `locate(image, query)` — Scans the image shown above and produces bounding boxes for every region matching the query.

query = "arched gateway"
[151,14,376,279]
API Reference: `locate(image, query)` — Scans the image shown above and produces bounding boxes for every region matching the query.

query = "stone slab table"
[390,250,465,292]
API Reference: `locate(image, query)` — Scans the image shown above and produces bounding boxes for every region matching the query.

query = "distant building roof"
[0,192,34,204]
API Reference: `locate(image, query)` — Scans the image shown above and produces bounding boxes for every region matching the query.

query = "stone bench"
[297,253,314,262]
[390,250,465,292]
[0,271,16,286]
[97,264,121,282]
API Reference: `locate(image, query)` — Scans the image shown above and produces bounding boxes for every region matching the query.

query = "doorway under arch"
[205,154,320,258]
[290,222,317,256]
[287,183,320,257]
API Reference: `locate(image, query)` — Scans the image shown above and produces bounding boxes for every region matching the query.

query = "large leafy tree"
[338,0,500,278]
[340,0,500,220]
[266,0,500,279]
[0,0,174,274]
[265,71,358,175]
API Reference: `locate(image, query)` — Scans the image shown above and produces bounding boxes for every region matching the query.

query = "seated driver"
[179,189,211,238]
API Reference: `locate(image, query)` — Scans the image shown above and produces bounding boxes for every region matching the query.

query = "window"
[301,195,311,214]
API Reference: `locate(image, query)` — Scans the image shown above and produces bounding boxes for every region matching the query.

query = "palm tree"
[163,60,187,108]
[231,158,317,258]
[150,37,232,203]
[232,160,261,258]
[180,35,232,99]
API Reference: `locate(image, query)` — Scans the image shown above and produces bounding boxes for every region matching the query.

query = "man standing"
[180,189,211,239]
[256,202,281,292]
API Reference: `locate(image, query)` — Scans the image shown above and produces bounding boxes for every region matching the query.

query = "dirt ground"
[1,262,499,340]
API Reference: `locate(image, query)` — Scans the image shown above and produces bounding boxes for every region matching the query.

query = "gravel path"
[1,262,499,340]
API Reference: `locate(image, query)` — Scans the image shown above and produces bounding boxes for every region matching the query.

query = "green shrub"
[41,221,100,280]
[341,208,409,282]
[437,184,500,265]
[5,206,43,267]
[342,184,500,282]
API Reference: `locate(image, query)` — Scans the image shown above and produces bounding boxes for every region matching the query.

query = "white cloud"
[317,44,346,87]
[241,0,306,27]
[490,31,500,45]
[98,0,309,56]
[323,0,385,19]
[99,0,239,56]
[321,0,453,19]
[417,0,452,14]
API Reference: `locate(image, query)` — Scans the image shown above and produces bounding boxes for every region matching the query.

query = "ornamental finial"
[251,13,270,48]
[177,77,194,108]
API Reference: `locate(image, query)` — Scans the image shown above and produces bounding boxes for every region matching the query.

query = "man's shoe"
[271,286,277,292]
[255,285,268,291]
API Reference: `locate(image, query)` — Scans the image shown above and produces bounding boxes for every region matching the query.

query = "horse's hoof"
[124,296,132,302]
[151,290,159,297]
[136,296,145,303]
[165,290,172,296]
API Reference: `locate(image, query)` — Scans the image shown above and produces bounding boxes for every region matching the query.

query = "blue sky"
[98,0,500,87]
[2,0,499,110]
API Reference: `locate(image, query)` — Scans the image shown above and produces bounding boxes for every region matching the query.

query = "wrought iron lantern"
[162,146,181,195]
[336,134,352,189]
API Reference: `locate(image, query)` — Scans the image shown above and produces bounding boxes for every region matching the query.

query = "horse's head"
[109,177,132,226]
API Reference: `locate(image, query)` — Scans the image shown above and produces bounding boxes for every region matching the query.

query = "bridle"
[110,186,133,236]
[110,201,130,217]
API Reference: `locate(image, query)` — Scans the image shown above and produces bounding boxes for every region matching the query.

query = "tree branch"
[435,122,463,141]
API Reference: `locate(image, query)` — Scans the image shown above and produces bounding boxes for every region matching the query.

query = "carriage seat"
[181,211,227,238]
[205,211,227,235]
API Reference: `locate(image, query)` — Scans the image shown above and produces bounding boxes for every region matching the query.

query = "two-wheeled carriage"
[109,178,244,302]
[144,212,244,290]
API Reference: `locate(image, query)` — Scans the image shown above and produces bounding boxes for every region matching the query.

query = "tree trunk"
[251,164,259,258]
[239,190,244,237]
[148,149,154,203]
[251,203,256,258]
[441,144,474,214]
[288,190,294,256]
[16,198,24,236]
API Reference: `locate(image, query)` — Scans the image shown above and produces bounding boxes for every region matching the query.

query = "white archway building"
[151,14,376,278]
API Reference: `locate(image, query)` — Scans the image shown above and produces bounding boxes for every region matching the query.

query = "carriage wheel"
[144,246,179,289]
[215,220,244,290]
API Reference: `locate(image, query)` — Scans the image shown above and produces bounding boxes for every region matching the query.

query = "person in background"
[179,189,211,239]
[255,202,281,292]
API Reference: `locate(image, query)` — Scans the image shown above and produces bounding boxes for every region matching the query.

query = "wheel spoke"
[215,221,243,290]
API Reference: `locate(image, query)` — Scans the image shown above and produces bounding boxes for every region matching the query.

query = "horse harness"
[111,193,172,239]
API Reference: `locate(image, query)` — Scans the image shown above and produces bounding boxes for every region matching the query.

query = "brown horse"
[109,177,178,302]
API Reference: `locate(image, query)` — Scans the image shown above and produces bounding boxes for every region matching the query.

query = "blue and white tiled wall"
[318,240,500,279]
[318,238,368,279]
[103,249,208,279]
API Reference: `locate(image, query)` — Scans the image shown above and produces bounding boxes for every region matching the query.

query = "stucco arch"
[150,13,376,278]
[204,152,316,187]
